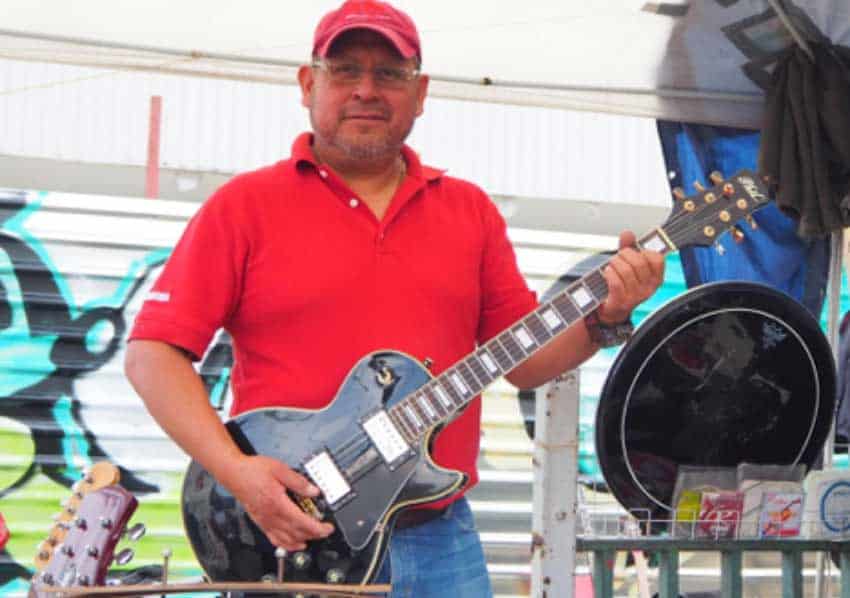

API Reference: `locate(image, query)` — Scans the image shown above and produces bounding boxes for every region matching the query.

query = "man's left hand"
[599,230,665,324]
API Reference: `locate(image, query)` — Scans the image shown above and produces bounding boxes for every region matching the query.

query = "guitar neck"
[386,227,674,443]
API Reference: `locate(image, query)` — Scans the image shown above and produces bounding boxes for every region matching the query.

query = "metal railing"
[577,537,850,598]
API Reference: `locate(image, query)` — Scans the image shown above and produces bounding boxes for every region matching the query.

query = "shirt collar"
[292,132,444,183]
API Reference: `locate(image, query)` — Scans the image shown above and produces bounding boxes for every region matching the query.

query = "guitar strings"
[318,186,749,487]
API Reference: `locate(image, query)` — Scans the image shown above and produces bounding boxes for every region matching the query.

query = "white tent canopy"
[2,1,849,128]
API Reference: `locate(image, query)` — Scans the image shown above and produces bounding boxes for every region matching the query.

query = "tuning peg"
[722,183,735,197]
[746,215,759,230]
[693,181,706,192]
[709,171,725,185]
[124,522,146,541]
[731,226,746,243]
[114,547,134,566]
[715,243,726,256]
[672,187,686,201]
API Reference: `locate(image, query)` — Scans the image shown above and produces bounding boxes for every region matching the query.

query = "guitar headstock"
[30,463,137,596]
[661,170,771,250]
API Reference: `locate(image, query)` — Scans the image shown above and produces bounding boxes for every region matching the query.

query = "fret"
[539,305,566,332]
[584,269,609,302]
[567,281,598,315]
[458,361,484,392]
[448,368,472,397]
[416,392,438,422]
[404,403,424,431]
[525,312,552,345]
[388,408,414,444]
[476,348,501,377]
[469,354,495,386]
[407,396,431,426]
[499,331,526,362]
[551,293,581,324]
[439,377,465,406]
[511,323,538,352]
[422,388,448,419]
[488,338,514,370]
[431,383,455,410]
[391,406,415,440]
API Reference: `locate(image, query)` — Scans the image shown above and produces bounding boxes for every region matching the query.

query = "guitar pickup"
[361,410,413,471]
[303,451,355,511]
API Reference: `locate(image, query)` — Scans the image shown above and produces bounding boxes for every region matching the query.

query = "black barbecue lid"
[595,281,835,525]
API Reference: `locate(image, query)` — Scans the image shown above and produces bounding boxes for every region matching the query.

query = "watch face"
[595,281,835,529]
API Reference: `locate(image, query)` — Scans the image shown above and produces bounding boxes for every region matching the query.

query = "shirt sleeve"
[129,184,248,360]
[476,194,538,343]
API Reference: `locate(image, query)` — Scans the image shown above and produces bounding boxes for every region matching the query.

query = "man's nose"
[351,70,380,100]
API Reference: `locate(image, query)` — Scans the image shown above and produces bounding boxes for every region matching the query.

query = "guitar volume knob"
[325,568,346,583]
[292,551,312,570]
[86,545,99,558]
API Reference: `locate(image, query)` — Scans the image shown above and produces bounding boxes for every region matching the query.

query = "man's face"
[299,30,428,162]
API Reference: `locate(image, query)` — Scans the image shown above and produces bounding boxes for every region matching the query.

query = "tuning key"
[709,171,725,185]
[746,215,759,230]
[114,547,134,566]
[731,226,746,243]
[693,181,706,192]
[672,187,686,201]
[125,522,146,541]
[715,243,726,256]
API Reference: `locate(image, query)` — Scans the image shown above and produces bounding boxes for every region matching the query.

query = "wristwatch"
[584,310,634,348]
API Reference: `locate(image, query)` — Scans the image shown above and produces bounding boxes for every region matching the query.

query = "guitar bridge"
[297,496,324,520]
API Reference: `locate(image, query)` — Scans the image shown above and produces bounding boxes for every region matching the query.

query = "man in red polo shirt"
[125,1,664,596]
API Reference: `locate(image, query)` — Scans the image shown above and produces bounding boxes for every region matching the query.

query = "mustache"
[341,106,391,119]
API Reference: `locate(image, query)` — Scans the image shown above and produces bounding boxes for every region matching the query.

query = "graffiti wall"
[0,189,238,594]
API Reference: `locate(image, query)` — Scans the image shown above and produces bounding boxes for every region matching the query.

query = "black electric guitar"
[181,171,771,587]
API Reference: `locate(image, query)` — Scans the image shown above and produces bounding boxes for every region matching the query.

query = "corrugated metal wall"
[0,58,671,206]
[0,186,686,597]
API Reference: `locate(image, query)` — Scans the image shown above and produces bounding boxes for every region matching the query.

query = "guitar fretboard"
[386,228,673,444]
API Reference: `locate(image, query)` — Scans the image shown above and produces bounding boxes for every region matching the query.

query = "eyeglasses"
[311,59,420,88]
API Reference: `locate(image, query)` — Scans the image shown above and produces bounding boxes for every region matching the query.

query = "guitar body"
[181,350,467,586]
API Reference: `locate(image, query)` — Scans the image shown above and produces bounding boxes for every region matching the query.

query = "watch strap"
[584,310,634,348]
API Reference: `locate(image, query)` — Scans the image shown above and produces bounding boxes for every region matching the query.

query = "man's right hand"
[222,455,335,551]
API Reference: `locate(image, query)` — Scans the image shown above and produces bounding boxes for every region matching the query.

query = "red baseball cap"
[313,0,421,61]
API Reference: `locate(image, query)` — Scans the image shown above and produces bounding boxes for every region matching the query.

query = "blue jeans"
[374,497,493,598]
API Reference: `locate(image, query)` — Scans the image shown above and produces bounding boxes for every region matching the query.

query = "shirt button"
[319,169,328,178]
[349,198,359,208]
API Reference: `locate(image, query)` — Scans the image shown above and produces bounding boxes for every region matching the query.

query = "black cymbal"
[595,281,835,528]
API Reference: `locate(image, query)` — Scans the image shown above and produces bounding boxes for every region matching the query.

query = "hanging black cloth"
[758,42,850,238]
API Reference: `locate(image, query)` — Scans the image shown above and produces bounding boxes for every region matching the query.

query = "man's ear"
[415,74,429,117]
[298,65,315,108]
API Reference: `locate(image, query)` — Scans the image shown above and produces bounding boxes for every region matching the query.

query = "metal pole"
[815,228,845,598]
[145,95,162,199]
[0,27,763,104]
[531,371,580,598]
